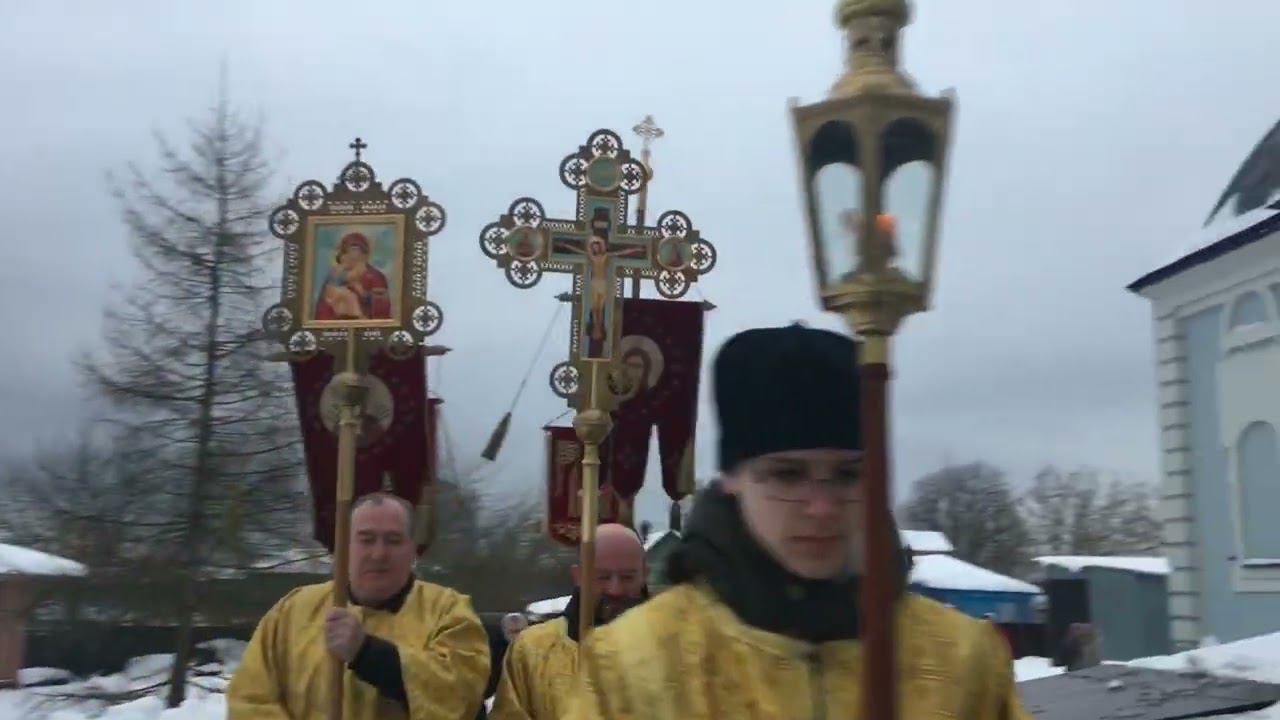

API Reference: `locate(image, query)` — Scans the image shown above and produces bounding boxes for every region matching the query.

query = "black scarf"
[666,484,909,644]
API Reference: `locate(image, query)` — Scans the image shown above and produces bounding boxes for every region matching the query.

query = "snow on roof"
[1169,201,1280,267]
[910,554,1041,595]
[900,529,954,554]
[0,543,86,577]
[525,594,571,617]
[1034,555,1170,576]
[644,530,680,552]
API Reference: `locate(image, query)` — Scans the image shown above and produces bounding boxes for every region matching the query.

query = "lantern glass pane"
[882,160,935,282]
[806,120,862,290]
[881,118,939,283]
[813,162,862,287]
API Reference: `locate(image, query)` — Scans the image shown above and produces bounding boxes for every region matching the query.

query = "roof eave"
[1128,208,1280,296]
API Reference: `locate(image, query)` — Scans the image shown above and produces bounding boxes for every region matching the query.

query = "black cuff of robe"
[348,634,408,706]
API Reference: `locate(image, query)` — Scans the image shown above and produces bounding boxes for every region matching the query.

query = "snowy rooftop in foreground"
[1016,632,1280,718]
[900,529,954,554]
[1130,632,1280,719]
[1035,555,1170,576]
[1131,632,1280,686]
[0,543,86,577]
[909,554,1041,595]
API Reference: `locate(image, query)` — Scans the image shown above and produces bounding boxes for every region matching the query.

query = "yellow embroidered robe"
[227,580,489,720]
[488,616,578,720]
[568,583,1033,720]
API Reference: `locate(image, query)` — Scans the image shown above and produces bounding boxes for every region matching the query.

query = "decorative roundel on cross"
[478,222,506,259]
[506,226,546,262]
[295,181,327,211]
[412,301,443,336]
[509,197,546,227]
[340,161,374,193]
[555,129,649,198]
[548,361,581,399]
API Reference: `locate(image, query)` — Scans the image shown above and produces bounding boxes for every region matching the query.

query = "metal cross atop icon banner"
[478,128,716,412]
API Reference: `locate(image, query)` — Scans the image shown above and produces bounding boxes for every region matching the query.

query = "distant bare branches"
[900,462,1033,577]
[1021,467,1162,557]
[898,462,1162,582]
[420,478,576,612]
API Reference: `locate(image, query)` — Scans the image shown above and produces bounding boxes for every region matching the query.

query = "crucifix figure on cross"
[551,206,649,358]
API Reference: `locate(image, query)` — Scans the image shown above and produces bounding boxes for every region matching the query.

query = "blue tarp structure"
[910,585,1040,624]
[907,554,1043,624]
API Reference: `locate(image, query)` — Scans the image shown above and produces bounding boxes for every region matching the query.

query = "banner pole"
[329,329,363,720]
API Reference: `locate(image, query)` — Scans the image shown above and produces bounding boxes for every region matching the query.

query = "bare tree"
[900,462,1032,577]
[79,86,304,707]
[1020,467,1161,557]
[1,425,156,576]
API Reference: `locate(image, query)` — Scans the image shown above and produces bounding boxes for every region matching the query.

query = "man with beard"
[566,325,1031,719]
[488,524,647,720]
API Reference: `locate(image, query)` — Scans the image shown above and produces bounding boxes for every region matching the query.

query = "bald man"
[488,524,648,720]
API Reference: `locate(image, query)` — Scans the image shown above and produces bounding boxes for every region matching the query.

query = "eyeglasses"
[750,461,862,504]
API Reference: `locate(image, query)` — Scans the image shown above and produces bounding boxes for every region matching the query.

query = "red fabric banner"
[607,299,704,500]
[291,352,435,554]
[545,425,621,546]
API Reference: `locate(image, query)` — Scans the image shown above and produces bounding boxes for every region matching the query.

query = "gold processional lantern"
[792,0,952,342]
[789,2,953,720]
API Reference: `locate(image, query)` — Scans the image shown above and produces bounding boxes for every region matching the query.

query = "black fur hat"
[713,323,861,471]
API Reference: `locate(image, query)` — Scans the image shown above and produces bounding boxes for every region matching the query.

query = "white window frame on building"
[1218,285,1280,592]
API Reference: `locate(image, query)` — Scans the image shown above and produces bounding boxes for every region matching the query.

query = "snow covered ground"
[5,632,1279,718]
[0,637,496,720]
[0,640,239,720]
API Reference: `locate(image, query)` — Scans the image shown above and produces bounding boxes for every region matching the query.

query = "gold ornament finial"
[830,0,916,98]
[632,115,664,152]
[836,0,910,27]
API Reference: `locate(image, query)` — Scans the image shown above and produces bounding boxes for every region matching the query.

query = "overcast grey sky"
[2,1,1277,528]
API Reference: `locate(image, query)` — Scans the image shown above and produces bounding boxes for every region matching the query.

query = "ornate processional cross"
[478,129,716,412]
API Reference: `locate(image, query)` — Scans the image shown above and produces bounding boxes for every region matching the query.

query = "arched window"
[1237,421,1280,559]
[1228,291,1269,330]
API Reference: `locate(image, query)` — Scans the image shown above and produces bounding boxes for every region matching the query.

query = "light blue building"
[1129,117,1280,651]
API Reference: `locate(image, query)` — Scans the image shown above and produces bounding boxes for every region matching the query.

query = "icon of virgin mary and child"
[314,232,392,321]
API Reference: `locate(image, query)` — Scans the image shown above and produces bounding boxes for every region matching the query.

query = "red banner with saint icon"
[545,425,622,546]
[606,298,705,501]
[291,352,437,553]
